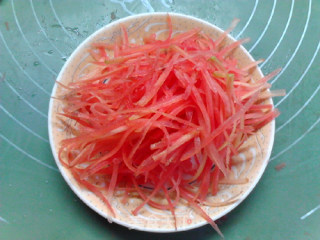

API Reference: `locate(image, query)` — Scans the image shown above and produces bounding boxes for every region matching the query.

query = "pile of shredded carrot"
[57,16,283,236]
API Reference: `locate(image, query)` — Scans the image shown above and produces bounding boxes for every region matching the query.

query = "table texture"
[0,1,319,239]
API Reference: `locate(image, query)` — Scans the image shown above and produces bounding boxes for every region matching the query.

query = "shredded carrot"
[275,162,286,171]
[4,22,9,31]
[57,15,283,234]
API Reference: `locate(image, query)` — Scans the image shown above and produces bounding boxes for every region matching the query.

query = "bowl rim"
[48,12,275,233]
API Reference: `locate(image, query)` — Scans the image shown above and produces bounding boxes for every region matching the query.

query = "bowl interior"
[48,12,274,232]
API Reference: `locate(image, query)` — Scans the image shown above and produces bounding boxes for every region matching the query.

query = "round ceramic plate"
[48,12,275,232]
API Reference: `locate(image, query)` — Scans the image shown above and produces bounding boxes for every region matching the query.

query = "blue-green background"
[0,1,319,239]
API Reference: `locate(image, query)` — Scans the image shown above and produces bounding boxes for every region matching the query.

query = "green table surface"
[1,1,320,239]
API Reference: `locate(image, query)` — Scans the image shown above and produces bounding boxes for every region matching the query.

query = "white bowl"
[48,12,275,232]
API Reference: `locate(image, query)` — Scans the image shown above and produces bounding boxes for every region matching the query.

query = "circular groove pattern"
[235,0,258,39]
[49,0,75,41]
[260,0,294,68]
[248,0,276,53]
[0,30,51,95]
[11,0,58,76]
[269,0,312,85]
[29,0,65,57]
